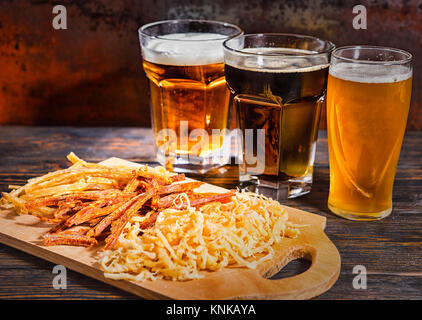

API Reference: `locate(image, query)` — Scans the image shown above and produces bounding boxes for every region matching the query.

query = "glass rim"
[223,33,335,57]
[332,45,413,65]
[138,19,243,42]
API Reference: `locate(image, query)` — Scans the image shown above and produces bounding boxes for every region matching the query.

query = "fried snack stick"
[190,192,235,205]
[124,170,185,194]
[24,189,123,212]
[104,188,157,250]
[60,225,91,235]
[123,170,142,193]
[46,222,67,235]
[46,222,91,236]
[72,201,127,226]
[42,233,97,247]
[135,168,185,186]
[139,191,236,230]
[29,211,64,223]
[157,181,203,196]
[87,192,148,238]
[179,190,236,209]
[152,191,194,210]
[138,211,160,230]
[169,174,186,183]
[53,200,87,220]
[87,216,107,227]
[25,166,133,194]
[155,191,235,210]
[64,192,135,227]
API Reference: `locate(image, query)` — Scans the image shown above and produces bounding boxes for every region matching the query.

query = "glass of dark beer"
[223,34,334,198]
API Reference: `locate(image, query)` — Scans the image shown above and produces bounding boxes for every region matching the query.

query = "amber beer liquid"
[327,61,412,220]
[142,33,229,169]
[140,21,242,173]
[143,58,228,154]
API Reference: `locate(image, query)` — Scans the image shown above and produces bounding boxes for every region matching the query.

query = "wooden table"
[0,126,420,299]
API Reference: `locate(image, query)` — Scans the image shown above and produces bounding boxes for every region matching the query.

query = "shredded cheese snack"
[100,191,302,281]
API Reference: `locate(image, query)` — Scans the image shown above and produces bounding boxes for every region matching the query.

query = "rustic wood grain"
[0,126,420,299]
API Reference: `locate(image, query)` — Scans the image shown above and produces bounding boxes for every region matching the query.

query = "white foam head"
[224,48,329,73]
[329,62,412,83]
[142,32,227,66]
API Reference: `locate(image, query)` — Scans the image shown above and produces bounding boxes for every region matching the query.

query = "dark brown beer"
[225,48,328,180]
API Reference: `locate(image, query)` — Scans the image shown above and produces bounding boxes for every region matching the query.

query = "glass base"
[156,147,230,175]
[256,172,313,200]
[182,159,258,190]
[327,203,392,221]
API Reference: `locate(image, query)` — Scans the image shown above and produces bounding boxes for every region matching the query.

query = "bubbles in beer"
[329,62,412,83]
[142,32,227,66]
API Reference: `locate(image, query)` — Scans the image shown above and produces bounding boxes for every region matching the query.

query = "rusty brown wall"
[0,0,421,129]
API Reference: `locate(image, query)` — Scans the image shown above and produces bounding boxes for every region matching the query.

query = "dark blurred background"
[0,0,421,129]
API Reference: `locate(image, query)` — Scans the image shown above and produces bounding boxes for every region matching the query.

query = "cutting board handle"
[243,230,341,300]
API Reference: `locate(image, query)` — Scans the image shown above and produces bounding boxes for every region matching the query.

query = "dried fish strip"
[43,233,98,247]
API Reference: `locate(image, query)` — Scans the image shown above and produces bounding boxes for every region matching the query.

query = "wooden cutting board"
[0,157,340,299]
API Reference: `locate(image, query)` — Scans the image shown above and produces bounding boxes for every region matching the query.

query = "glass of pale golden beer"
[139,20,242,173]
[327,46,412,220]
[223,34,334,198]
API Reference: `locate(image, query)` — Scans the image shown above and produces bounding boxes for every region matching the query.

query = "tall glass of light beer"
[139,20,242,173]
[327,46,412,220]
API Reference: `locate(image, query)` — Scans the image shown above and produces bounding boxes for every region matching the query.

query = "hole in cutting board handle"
[268,258,312,280]
[261,247,315,280]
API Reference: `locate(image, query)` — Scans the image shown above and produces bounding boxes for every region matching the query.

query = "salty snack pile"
[1,153,303,281]
[0,153,233,250]
[101,191,302,281]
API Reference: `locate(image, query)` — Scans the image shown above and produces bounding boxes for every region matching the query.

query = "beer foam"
[142,32,227,66]
[224,48,329,73]
[329,62,412,83]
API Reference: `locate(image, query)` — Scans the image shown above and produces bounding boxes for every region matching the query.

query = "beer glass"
[139,20,242,173]
[223,34,334,198]
[326,46,412,220]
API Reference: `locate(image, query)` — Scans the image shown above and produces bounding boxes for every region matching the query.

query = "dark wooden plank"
[0,245,137,299]
[0,126,156,165]
[0,126,420,300]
